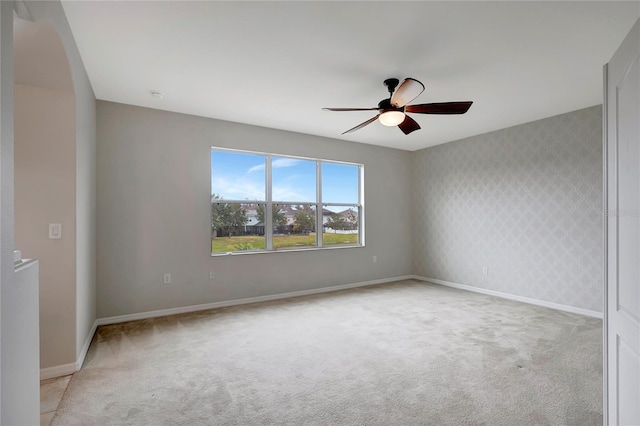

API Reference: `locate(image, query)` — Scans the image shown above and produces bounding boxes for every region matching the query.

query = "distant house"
[238,204,357,235]
[323,208,358,233]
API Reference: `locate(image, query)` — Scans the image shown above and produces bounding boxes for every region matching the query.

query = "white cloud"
[272,185,304,202]
[214,157,315,202]
[247,164,265,174]
[247,158,301,174]
[273,158,301,169]
[212,176,264,201]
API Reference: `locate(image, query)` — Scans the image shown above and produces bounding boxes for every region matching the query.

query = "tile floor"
[40,374,72,426]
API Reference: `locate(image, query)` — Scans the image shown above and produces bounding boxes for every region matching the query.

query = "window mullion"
[359,165,364,246]
[265,155,273,251]
[316,160,322,248]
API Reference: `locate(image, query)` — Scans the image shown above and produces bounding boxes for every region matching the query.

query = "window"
[211,148,363,254]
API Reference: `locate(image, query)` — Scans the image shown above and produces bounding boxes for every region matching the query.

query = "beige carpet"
[52,280,602,425]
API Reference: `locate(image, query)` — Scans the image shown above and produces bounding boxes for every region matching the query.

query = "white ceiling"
[60,1,639,151]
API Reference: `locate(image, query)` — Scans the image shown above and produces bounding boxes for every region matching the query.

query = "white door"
[605,18,640,426]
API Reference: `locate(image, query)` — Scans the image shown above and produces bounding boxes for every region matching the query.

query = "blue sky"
[211,150,359,205]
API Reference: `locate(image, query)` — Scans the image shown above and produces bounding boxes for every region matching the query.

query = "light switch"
[49,223,62,239]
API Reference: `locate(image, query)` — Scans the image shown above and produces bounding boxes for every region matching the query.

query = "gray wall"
[98,102,602,317]
[412,106,603,312]
[96,101,413,318]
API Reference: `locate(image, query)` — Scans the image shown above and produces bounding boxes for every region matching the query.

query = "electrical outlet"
[372,255,377,263]
[209,271,215,279]
[482,267,489,276]
[164,273,171,284]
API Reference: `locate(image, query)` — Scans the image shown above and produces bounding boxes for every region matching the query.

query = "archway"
[13,15,77,380]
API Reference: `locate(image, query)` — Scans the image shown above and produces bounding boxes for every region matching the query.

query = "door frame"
[602,62,609,425]
[603,17,640,425]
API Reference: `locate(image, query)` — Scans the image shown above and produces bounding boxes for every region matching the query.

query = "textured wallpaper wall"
[412,106,603,312]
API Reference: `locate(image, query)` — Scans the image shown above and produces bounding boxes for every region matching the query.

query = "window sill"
[211,244,364,257]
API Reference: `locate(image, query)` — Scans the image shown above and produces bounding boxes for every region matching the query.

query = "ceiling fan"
[323,78,473,135]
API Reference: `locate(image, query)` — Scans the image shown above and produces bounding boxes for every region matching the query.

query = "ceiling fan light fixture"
[379,110,405,126]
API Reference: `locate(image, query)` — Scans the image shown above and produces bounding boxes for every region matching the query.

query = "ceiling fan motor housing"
[378,98,403,112]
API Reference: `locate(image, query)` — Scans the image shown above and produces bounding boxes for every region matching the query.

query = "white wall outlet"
[372,255,377,263]
[482,266,489,276]
[48,223,62,239]
[163,273,171,284]
[209,271,215,279]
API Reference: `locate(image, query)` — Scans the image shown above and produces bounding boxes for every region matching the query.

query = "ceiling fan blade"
[390,78,425,107]
[398,115,421,135]
[323,107,379,111]
[342,115,380,134]
[406,101,473,114]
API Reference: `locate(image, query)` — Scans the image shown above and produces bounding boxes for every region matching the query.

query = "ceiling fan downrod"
[383,78,400,96]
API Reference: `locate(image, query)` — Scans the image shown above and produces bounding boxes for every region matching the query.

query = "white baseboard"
[413,275,603,319]
[76,320,98,370]
[40,320,99,380]
[97,275,415,326]
[40,362,76,381]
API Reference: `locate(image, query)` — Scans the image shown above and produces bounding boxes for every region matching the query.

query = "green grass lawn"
[212,233,358,252]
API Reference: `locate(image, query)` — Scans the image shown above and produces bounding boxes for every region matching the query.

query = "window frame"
[211,147,364,255]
